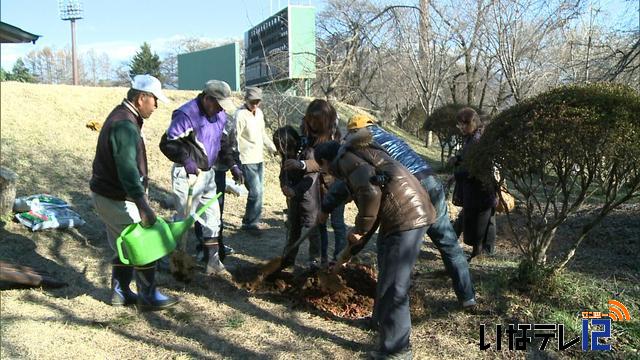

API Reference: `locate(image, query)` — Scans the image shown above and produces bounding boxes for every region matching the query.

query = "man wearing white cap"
[159,80,239,275]
[90,74,178,311]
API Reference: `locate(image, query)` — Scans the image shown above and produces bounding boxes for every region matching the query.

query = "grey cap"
[245,86,262,101]
[204,80,236,113]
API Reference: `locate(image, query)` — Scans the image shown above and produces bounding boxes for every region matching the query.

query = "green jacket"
[90,100,148,201]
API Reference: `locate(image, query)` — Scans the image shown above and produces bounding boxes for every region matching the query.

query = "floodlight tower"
[59,0,83,85]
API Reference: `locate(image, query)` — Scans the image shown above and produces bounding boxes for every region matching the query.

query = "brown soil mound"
[232,263,377,319]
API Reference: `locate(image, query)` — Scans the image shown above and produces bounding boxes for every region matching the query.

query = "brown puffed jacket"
[331,143,436,238]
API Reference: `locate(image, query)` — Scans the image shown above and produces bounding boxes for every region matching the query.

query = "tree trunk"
[425,131,433,147]
[552,208,611,273]
[0,261,67,288]
[0,167,18,216]
[419,0,432,148]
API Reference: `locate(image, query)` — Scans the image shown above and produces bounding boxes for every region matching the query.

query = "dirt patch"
[231,263,377,319]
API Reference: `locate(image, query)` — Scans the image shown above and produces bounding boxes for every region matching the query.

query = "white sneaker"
[462,298,477,309]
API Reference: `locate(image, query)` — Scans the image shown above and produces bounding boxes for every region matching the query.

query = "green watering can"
[116,193,222,266]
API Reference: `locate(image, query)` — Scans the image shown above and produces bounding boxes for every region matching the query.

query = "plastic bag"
[15,207,85,231]
[13,194,69,212]
[13,194,85,231]
[496,186,516,213]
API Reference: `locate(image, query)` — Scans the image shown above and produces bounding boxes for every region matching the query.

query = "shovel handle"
[332,220,380,273]
[252,226,318,287]
[179,175,198,251]
[282,225,318,259]
[257,225,319,278]
[332,243,354,273]
[185,174,198,215]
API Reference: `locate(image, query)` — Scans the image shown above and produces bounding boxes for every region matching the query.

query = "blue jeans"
[242,163,263,227]
[421,175,475,302]
[319,203,346,261]
[376,227,427,354]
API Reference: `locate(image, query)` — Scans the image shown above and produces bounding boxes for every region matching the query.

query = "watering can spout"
[168,192,222,239]
[167,217,195,240]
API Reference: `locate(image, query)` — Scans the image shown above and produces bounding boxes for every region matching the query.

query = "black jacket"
[159,125,238,171]
[279,141,320,226]
[454,129,497,210]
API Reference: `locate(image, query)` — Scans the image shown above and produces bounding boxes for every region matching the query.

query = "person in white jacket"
[235,86,277,233]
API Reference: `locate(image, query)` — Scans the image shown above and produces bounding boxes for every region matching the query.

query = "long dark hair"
[273,125,301,160]
[302,99,337,146]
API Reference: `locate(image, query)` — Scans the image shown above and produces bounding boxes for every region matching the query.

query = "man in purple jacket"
[159,80,240,275]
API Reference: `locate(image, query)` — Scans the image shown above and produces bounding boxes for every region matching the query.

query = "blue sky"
[0,0,322,69]
[0,0,633,70]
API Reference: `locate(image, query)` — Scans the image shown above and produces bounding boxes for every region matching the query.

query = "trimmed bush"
[466,83,640,272]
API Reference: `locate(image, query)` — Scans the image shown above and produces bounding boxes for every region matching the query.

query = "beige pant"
[171,164,221,239]
[91,192,141,254]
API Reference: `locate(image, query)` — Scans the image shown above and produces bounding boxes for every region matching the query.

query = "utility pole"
[59,1,83,85]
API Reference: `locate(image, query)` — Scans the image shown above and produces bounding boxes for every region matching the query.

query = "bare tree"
[24,46,82,84]
[315,0,385,102]
[81,49,113,86]
[380,2,459,135]
[261,81,309,129]
[599,0,640,86]
[113,61,133,86]
[98,52,112,85]
[606,37,640,85]
[84,49,99,85]
[53,48,72,84]
[484,0,583,102]
[541,1,639,91]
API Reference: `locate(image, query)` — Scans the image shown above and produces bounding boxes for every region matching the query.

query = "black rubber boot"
[135,262,179,311]
[110,259,137,306]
